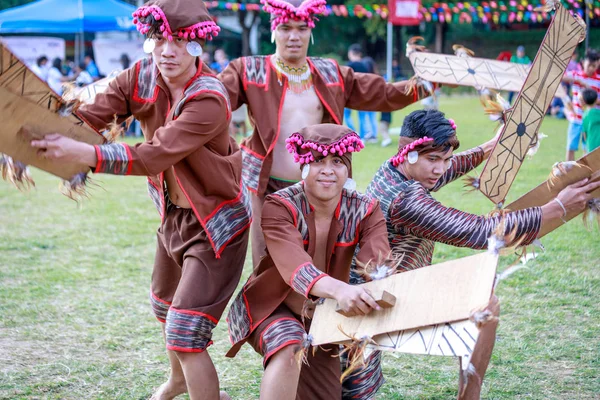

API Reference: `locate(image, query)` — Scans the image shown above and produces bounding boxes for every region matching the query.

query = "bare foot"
[149,379,187,400]
[220,391,232,400]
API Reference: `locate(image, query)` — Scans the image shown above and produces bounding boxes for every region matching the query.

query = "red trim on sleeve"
[93,145,103,172]
[304,273,327,298]
[289,262,313,287]
[122,143,133,175]
[169,307,218,324]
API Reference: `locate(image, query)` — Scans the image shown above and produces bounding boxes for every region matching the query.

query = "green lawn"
[1,96,598,399]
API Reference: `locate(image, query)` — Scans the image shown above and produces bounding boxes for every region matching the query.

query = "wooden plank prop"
[0,86,104,180]
[506,148,600,237]
[409,52,529,92]
[0,40,97,134]
[309,252,498,346]
[478,4,586,205]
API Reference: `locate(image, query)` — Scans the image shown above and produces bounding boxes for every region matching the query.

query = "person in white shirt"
[30,55,49,81]
[74,62,94,87]
[46,58,69,95]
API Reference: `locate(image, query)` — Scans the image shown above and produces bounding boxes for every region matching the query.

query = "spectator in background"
[344,44,372,140]
[497,50,512,62]
[549,96,566,119]
[567,52,582,73]
[210,48,230,73]
[120,53,131,71]
[562,50,600,161]
[74,62,94,87]
[47,58,69,95]
[362,54,379,143]
[380,59,405,148]
[84,53,100,80]
[31,55,49,81]
[201,50,212,67]
[582,88,600,153]
[508,46,532,103]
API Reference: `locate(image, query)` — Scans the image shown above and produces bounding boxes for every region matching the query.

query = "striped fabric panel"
[390,182,542,269]
[173,75,232,118]
[226,290,252,345]
[272,183,311,240]
[146,179,164,217]
[311,57,341,85]
[337,189,375,244]
[291,263,326,298]
[205,183,252,255]
[149,291,171,323]
[244,56,268,86]
[136,57,158,100]
[341,351,385,400]
[241,146,262,193]
[95,143,130,175]
[166,308,217,352]
[260,318,304,362]
[432,147,485,190]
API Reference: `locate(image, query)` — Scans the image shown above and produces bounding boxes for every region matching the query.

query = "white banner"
[1,36,65,68]
[92,37,145,76]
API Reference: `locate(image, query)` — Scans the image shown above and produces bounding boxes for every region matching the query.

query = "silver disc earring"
[407,151,419,164]
[311,32,314,45]
[186,41,203,57]
[301,164,310,180]
[143,38,156,54]
[343,178,356,191]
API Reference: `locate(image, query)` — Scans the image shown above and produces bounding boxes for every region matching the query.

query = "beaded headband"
[262,0,327,31]
[286,131,364,164]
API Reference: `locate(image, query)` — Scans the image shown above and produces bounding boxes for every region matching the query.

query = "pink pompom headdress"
[133,0,220,41]
[262,0,328,31]
[285,124,364,177]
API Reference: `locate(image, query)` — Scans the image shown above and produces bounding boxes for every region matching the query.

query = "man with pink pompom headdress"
[225,124,395,400]
[218,0,438,274]
[29,1,251,399]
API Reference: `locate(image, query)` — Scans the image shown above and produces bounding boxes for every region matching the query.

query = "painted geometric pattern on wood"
[368,319,478,367]
[0,41,94,132]
[410,53,529,92]
[479,6,585,205]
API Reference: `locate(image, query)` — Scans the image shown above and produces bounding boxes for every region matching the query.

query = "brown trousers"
[150,206,249,353]
[247,304,342,400]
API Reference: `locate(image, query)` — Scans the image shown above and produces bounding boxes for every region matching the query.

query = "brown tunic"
[78,58,251,257]
[226,182,391,358]
[218,56,429,196]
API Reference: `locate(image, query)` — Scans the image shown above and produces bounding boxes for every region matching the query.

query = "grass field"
[1,96,598,400]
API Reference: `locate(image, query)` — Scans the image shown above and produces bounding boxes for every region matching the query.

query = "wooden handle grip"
[335,290,396,317]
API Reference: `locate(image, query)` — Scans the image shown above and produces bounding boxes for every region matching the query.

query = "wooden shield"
[409,52,529,92]
[0,86,104,180]
[309,252,498,346]
[478,5,586,205]
[506,148,600,237]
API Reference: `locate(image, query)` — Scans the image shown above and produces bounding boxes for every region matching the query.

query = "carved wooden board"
[506,148,600,237]
[368,320,478,365]
[0,86,104,180]
[478,5,585,205]
[0,40,97,134]
[409,52,529,92]
[309,253,498,346]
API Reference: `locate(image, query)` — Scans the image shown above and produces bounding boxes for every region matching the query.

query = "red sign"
[388,0,422,26]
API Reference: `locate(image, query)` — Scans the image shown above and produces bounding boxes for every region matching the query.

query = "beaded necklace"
[273,56,313,94]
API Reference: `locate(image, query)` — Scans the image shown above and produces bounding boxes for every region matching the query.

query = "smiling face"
[274,20,311,64]
[150,36,197,82]
[304,154,348,203]
[402,148,454,189]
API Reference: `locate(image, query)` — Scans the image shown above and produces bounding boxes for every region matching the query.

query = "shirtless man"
[30,1,250,399]
[219,0,435,267]
[225,124,393,400]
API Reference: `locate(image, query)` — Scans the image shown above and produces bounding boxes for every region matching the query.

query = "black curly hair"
[398,109,460,154]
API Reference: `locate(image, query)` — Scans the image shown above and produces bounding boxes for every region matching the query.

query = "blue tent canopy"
[0,0,136,33]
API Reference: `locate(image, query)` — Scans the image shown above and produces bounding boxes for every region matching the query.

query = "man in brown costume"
[219,0,437,267]
[225,124,393,399]
[30,1,250,399]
